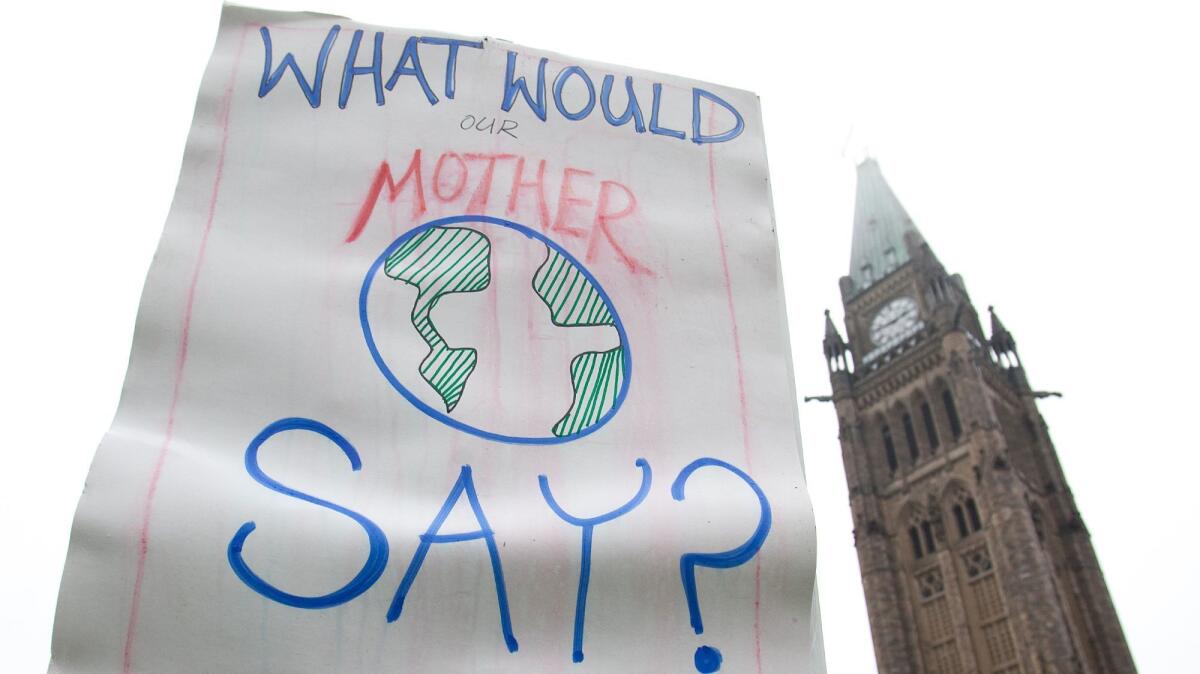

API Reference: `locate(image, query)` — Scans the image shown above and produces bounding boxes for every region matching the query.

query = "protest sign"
[51,5,822,672]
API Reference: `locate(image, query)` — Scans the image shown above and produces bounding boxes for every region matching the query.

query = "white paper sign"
[51,5,822,672]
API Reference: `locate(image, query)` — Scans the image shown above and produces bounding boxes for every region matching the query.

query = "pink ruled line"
[705,102,763,674]
[122,24,250,673]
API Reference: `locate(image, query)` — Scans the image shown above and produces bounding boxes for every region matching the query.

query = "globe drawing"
[360,215,632,444]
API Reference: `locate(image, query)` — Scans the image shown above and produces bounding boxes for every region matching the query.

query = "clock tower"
[823,159,1136,673]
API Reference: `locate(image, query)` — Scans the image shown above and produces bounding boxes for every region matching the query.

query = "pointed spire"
[824,309,842,341]
[848,158,925,295]
[823,309,849,373]
[988,305,1006,336]
[988,305,1019,363]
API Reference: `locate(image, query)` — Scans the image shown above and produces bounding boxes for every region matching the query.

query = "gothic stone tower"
[823,159,1136,674]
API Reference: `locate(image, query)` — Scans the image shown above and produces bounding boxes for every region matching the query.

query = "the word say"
[227,417,771,668]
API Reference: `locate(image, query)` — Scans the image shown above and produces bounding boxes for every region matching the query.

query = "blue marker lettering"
[649,82,686,140]
[227,417,389,609]
[258,25,341,108]
[600,75,646,132]
[671,457,772,634]
[386,36,439,105]
[691,88,744,145]
[553,66,597,122]
[419,37,483,100]
[502,52,548,121]
[539,459,652,663]
[388,465,519,653]
[339,30,385,109]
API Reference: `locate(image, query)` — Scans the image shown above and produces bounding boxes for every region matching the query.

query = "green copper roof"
[848,158,924,294]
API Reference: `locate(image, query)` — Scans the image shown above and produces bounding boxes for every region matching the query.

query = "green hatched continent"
[533,248,624,436]
[551,346,626,437]
[532,248,614,326]
[385,227,491,412]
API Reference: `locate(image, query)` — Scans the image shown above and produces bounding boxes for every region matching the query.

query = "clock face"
[870,297,919,346]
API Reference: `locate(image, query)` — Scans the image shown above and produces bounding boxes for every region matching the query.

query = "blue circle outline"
[359,215,632,445]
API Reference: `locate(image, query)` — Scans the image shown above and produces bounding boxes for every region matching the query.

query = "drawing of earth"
[360,216,631,443]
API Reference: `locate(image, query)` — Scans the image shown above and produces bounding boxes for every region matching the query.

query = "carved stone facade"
[823,159,1136,673]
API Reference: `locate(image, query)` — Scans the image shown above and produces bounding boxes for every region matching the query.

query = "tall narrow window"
[953,505,969,538]
[884,247,897,271]
[902,413,919,462]
[966,498,982,531]
[921,402,940,450]
[921,521,936,553]
[942,390,963,439]
[883,425,898,473]
[909,526,924,559]
[861,264,874,285]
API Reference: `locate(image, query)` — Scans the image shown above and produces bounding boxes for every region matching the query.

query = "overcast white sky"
[3,1,1197,671]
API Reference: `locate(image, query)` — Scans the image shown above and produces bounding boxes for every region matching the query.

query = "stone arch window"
[882,424,898,473]
[897,398,921,460]
[826,341,851,373]
[914,391,940,452]
[904,505,938,560]
[991,345,1015,368]
[926,379,962,449]
[965,498,981,531]
[941,388,963,440]
[902,412,916,465]
[952,505,969,538]
[909,525,925,559]
[947,485,984,540]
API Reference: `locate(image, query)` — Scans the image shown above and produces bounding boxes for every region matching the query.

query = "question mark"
[671,458,772,673]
